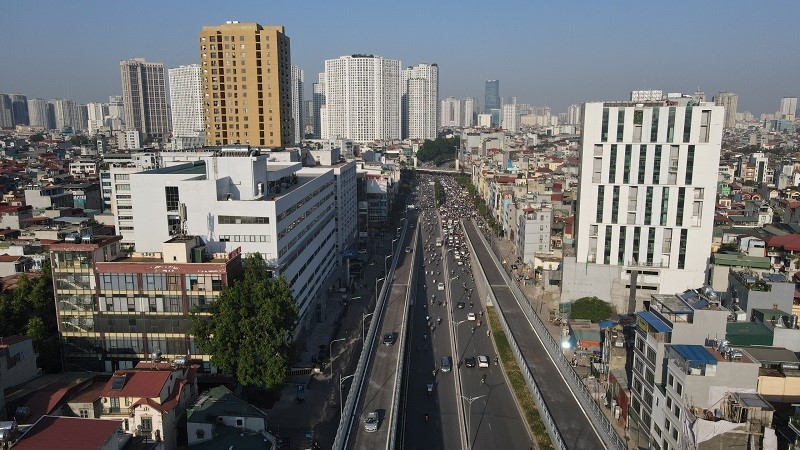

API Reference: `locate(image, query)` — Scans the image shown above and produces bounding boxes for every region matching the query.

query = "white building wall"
[168,64,203,138]
[402,63,438,140]
[565,101,724,309]
[323,55,400,142]
[291,65,304,144]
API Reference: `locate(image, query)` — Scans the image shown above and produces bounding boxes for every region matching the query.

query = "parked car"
[364,411,379,432]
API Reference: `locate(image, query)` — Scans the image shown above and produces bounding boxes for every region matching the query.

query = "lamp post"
[362,312,375,343]
[461,394,486,449]
[339,373,355,417]
[375,276,385,302]
[391,238,398,255]
[329,337,346,376]
[384,254,391,274]
[453,319,468,364]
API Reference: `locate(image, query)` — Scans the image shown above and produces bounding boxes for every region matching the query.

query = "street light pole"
[391,238,398,255]
[339,373,355,418]
[384,254,391,274]
[461,394,486,449]
[362,311,375,343]
[329,337,346,377]
[375,276,385,303]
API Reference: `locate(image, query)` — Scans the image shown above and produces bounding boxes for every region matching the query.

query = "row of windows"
[218,215,269,224]
[588,225,686,267]
[593,144,695,186]
[600,107,711,144]
[594,185,703,228]
[276,180,334,224]
[219,235,269,243]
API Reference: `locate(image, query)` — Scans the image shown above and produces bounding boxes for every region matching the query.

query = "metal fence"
[474,221,626,450]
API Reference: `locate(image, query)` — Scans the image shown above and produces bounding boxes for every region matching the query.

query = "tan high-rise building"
[199,21,292,147]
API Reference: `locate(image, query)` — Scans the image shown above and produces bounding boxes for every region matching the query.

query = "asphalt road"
[347,211,418,449]
[463,219,606,450]
[400,183,531,450]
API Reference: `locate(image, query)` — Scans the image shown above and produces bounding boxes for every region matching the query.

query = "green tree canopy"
[29,134,45,143]
[416,137,460,164]
[190,254,298,390]
[570,296,613,323]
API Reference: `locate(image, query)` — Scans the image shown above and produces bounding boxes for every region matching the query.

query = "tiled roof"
[765,234,800,252]
[101,370,172,398]
[0,254,22,262]
[12,416,124,450]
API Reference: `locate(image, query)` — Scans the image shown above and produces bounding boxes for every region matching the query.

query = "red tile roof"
[12,416,123,450]
[766,234,800,252]
[101,370,172,398]
[0,254,22,263]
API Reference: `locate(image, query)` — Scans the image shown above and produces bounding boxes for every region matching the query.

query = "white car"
[467,312,476,321]
[477,355,489,368]
[437,282,445,291]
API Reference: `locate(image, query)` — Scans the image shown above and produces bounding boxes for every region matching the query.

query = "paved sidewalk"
[480,227,646,450]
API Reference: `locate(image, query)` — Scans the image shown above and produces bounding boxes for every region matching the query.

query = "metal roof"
[638,311,672,333]
[670,344,718,366]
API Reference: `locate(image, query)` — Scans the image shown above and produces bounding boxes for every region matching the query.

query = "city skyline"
[2,1,799,115]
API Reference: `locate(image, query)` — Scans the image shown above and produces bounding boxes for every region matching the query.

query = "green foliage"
[70,135,90,146]
[416,137,460,164]
[433,180,444,206]
[29,134,45,143]
[190,254,298,391]
[742,179,756,187]
[0,261,61,373]
[570,296,613,322]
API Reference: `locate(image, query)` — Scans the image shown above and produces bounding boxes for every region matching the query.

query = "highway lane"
[400,190,460,449]
[464,219,606,450]
[347,212,418,449]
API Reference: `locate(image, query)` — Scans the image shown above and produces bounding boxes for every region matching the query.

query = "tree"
[29,134,45,143]
[570,297,613,323]
[190,254,298,391]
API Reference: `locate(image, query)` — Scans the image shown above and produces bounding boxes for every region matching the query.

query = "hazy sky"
[3,1,798,115]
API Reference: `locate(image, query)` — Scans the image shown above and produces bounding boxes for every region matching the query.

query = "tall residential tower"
[120,58,170,137]
[199,21,292,147]
[401,63,438,140]
[168,64,204,138]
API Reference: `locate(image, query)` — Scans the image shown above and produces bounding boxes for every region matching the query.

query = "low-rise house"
[10,415,129,450]
[187,385,274,449]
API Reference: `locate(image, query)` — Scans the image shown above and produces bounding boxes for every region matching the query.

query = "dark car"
[456,302,465,309]
[464,357,476,368]
[383,332,396,346]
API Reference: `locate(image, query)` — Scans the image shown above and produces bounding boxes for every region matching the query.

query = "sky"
[3,0,798,115]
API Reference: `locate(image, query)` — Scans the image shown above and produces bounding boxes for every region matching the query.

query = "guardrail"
[473,220,626,450]
[333,220,409,450]
[463,220,566,449]
[387,224,418,450]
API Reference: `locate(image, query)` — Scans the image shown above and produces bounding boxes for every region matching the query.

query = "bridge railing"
[474,220,626,450]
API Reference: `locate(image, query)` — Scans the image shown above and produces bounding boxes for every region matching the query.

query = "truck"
[435,238,442,247]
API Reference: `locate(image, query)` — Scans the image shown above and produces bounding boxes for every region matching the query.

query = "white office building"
[49,98,78,130]
[714,91,738,129]
[561,100,724,312]
[567,104,582,126]
[401,63,438,140]
[631,90,663,102]
[463,97,477,127]
[312,74,325,139]
[322,54,400,142]
[107,95,125,131]
[168,64,203,138]
[501,101,518,132]
[291,65,304,144]
[129,148,354,330]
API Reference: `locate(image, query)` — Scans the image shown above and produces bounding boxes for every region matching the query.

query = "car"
[364,411,379,432]
[437,282,445,290]
[357,248,367,254]
[440,356,452,372]
[457,261,464,266]
[405,247,412,253]
[336,287,348,293]
[467,312,476,321]
[456,302,465,309]
[383,332,396,346]
[464,357,476,368]
[477,355,489,368]
[426,382,434,395]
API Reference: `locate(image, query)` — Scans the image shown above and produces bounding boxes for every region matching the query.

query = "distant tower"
[484,80,500,112]
[401,63,438,140]
[120,58,170,138]
[291,65,304,144]
[713,91,738,129]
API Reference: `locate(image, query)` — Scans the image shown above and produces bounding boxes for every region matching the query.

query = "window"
[653,145,662,184]
[165,186,180,212]
[596,186,604,222]
[678,229,688,269]
[676,188,685,226]
[623,145,632,183]
[685,145,695,184]
[683,107,693,142]
[601,108,609,142]
[611,186,620,223]
[79,409,89,418]
[638,145,647,184]
[666,107,676,143]
[617,109,625,141]
[645,187,654,225]
[604,227,612,264]
[608,145,617,183]
[647,228,655,264]
[218,215,269,224]
[651,107,660,141]
[618,226,627,264]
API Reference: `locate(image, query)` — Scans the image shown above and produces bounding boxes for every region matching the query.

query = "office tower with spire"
[120,58,170,137]
[199,21,292,147]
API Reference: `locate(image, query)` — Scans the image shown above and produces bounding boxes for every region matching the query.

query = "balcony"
[102,406,133,417]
